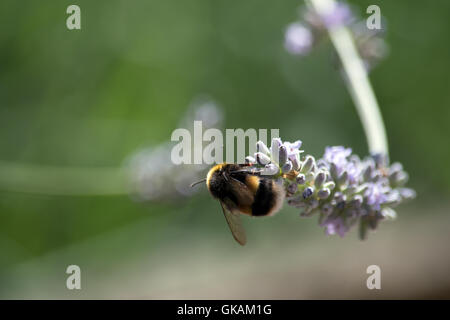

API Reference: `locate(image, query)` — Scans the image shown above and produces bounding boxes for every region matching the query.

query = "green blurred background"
[0,0,449,299]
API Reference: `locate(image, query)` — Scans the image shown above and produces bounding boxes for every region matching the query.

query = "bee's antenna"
[190,178,207,188]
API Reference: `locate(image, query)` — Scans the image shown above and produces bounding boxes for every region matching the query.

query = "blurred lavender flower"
[284,22,313,55]
[365,181,388,211]
[320,216,348,237]
[352,21,389,71]
[245,137,416,239]
[284,1,388,71]
[319,1,354,28]
[323,146,352,175]
[127,97,223,202]
[127,144,204,201]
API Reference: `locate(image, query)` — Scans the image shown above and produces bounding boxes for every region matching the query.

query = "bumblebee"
[192,163,285,245]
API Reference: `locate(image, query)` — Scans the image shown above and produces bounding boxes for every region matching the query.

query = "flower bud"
[330,162,338,180]
[279,145,288,165]
[334,192,346,202]
[302,187,314,199]
[323,181,336,190]
[282,161,293,173]
[301,156,315,173]
[385,190,401,205]
[291,154,301,170]
[363,165,373,181]
[318,188,331,199]
[256,141,270,155]
[296,173,306,185]
[245,156,256,164]
[314,171,327,188]
[395,171,409,186]
[337,171,348,186]
[316,159,327,169]
[381,207,397,219]
[255,152,271,165]
[389,162,403,175]
[287,182,298,194]
[261,163,278,176]
[399,188,416,200]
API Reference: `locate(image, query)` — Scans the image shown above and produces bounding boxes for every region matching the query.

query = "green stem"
[308,0,389,158]
[0,161,128,196]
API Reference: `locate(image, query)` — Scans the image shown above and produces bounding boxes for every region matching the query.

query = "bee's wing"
[228,176,254,208]
[220,202,247,246]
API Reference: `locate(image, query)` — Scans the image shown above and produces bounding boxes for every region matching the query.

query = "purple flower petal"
[319,2,353,28]
[284,23,313,55]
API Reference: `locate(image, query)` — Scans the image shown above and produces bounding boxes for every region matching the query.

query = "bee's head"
[190,163,227,189]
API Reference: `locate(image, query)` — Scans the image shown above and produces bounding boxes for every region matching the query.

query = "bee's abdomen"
[252,179,279,216]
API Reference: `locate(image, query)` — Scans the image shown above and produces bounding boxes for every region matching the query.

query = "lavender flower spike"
[245,137,415,240]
